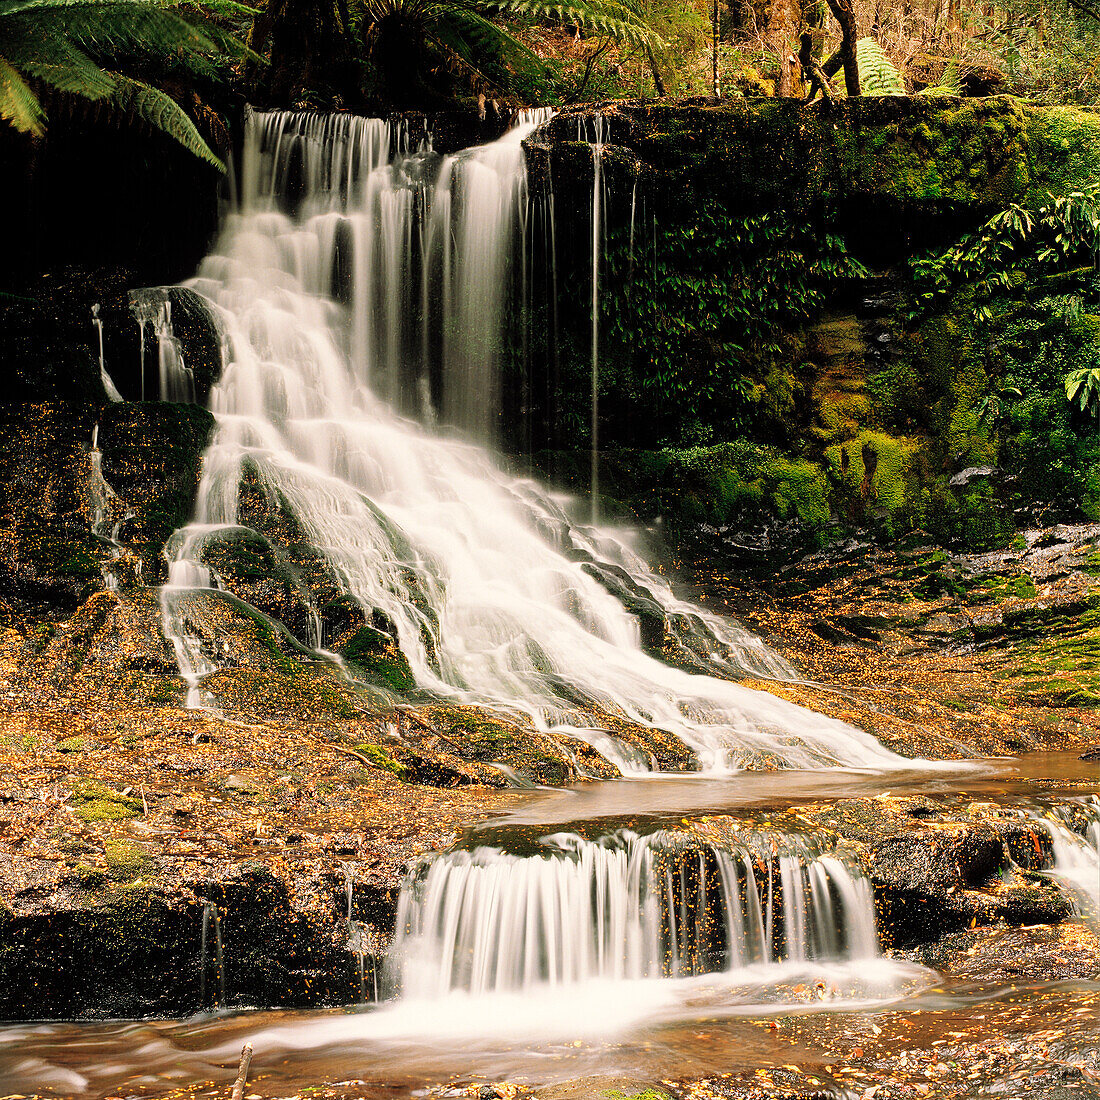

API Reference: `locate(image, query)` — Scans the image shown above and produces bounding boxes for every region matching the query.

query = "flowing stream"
[7,110,1098,1099]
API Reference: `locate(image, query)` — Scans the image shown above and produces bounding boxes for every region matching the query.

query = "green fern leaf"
[856,36,904,96]
[0,53,44,132]
[493,0,664,50]
[107,73,223,169]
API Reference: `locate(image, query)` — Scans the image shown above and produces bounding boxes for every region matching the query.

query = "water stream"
[15,110,1097,1098]
[1,756,1096,1098]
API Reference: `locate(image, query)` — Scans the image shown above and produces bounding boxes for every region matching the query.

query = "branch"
[231,1044,253,1100]
[1066,0,1100,22]
[567,34,613,102]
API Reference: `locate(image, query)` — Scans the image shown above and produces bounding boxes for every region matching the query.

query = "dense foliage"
[0,0,250,164]
[595,205,864,446]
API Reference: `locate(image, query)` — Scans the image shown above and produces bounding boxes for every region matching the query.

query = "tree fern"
[498,0,663,50]
[0,0,247,164]
[856,36,905,95]
[918,58,963,95]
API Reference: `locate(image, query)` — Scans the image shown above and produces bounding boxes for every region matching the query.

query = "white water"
[90,304,122,402]
[584,115,607,524]
[390,829,878,999]
[87,425,134,591]
[129,288,196,403]
[156,107,907,774]
[1038,797,1100,917]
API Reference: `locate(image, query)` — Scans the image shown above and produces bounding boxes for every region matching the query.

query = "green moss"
[352,742,410,780]
[56,736,87,753]
[71,781,143,823]
[74,862,107,889]
[103,839,153,883]
[826,430,921,531]
[653,442,831,535]
[1024,106,1100,202]
[340,625,416,693]
[200,528,279,580]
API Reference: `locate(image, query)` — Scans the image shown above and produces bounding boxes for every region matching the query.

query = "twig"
[231,1042,253,1100]
[321,741,378,769]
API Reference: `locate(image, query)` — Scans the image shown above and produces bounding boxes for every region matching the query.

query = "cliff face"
[529,96,1100,217]
[523,98,1100,556]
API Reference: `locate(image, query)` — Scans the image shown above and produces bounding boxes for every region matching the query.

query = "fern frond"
[856,36,905,95]
[107,73,224,169]
[65,4,219,58]
[3,31,115,98]
[432,6,542,73]
[490,0,663,50]
[917,57,963,95]
[0,53,44,132]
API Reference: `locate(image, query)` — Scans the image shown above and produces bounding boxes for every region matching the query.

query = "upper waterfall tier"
[162,108,908,773]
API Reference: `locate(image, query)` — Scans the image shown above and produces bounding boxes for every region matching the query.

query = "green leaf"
[107,73,223,169]
[0,53,44,133]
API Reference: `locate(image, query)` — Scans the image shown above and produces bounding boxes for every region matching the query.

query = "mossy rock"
[104,839,153,882]
[0,402,104,606]
[825,430,923,534]
[97,401,215,582]
[71,780,143,822]
[352,742,410,780]
[1024,105,1100,203]
[199,527,280,581]
[540,97,1035,219]
[340,624,416,694]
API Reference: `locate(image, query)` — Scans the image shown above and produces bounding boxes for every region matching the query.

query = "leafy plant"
[856,36,905,94]
[974,385,1022,430]
[0,0,251,166]
[1066,366,1100,419]
[602,204,865,441]
[910,186,1100,316]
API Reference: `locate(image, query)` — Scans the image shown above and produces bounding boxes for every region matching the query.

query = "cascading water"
[129,288,197,403]
[389,828,878,999]
[87,425,136,591]
[157,106,907,773]
[90,304,123,402]
[582,115,607,525]
[1032,797,1100,916]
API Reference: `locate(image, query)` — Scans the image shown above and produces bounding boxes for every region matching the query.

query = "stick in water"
[231,1042,253,1100]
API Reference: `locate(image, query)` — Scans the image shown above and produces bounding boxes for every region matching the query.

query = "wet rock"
[907,923,1100,983]
[799,796,1081,947]
[950,466,996,488]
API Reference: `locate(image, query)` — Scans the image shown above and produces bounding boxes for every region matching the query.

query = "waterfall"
[90,304,123,402]
[583,115,607,525]
[155,107,908,774]
[199,902,225,1006]
[1034,797,1100,917]
[129,288,197,403]
[87,425,134,590]
[389,829,878,998]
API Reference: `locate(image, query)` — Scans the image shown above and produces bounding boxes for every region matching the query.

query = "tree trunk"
[645,43,668,96]
[824,0,861,95]
[766,0,801,95]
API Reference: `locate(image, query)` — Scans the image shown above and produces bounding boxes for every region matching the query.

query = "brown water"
[0,751,1096,1100]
